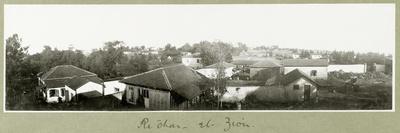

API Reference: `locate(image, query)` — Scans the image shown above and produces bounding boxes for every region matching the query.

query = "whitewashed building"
[283,59,328,80]
[104,79,126,100]
[37,65,103,103]
[196,62,236,79]
[328,64,367,73]
[181,53,202,69]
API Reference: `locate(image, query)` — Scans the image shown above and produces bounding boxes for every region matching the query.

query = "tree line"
[6,34,392,92]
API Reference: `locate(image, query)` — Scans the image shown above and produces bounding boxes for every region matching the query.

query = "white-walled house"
[278,69,319,102]
[37,65,103,103]
[311,54,323,59]
[64,76,104,101]
[196,61,236,79]
[104,79,126,100]
[181,53,202,69]
[328,64,367,73]
[221,80,263,103]
[283,59,328,80]
[292,54,300,59]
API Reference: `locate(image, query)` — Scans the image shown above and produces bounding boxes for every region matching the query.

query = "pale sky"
[4,4,395,55]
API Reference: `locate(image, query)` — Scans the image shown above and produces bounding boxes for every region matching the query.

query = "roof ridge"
[68,65,97,76]
[123,64,184,79]
[41,65,60,80]
[292,69,317,83]
[44,75,97,80]
[161,69,173,91]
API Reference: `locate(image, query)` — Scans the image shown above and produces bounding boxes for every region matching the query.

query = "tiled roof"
[120,64,213,100]
[279,69,318,86]
[232,60,259,65]
[65,76,103,90]
[283,59,328,67]
[250,59,281,68]
[205,61,236,68]
[41,65,96,80]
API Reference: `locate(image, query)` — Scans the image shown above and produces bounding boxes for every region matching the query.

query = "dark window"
[60,88,65,97]
[115,87,120,92]
[49,90,57,97]
[310,70,317,76]
[143,90,149,98]
[197,59,200,63]
[293,85,300,90]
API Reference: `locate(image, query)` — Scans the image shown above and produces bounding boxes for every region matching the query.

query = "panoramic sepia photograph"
[4,4,394,111]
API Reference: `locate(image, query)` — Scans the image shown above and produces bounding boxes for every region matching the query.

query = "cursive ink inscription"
[198,119,215,128]
[137,118,187,129]
[223,117,254,132]
[137,117,255,131]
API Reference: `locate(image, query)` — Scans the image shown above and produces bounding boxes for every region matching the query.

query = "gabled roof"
[78,90,102,98]
[232,60,259,65]
[250,59,281,68]
[205,61,235,68]
[120,64,213,100]
[279,69,318,86]
[283,59,328,67]
[65,76,103,90]
[41,65,97,80]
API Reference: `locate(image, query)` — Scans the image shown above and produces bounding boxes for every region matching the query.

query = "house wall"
[375,64,385,72]
[64,86,76,102]
[311,55,322,59]
[196,67,235,79]
[182,57,201,66]
[328,64,367,73]
[284,67,327,79]
[104,80,126,95]
[284,78,318,102]
[76,82,103,95]
[125,85,171,110]
[221,86,260,102]
[45,87,66,103]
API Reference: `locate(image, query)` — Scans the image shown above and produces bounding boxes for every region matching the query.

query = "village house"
[181,52,202,69]
[271,49,293,59]
[104,78,126,100]
[221,80,264,103]
[277,69,319,102]
[292,54,300,59]
[120,64,213,110]
[283,59,328,79]
[249,59,282,81]
[328,64,367,73]
[37,65,103,103]
[239,49,267,57]
[196,61,237,79]
[374,63,386,72]
[310,54,323,59]
[65,76,104,101]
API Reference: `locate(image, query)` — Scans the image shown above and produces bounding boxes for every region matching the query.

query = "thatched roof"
[120,64,213,100]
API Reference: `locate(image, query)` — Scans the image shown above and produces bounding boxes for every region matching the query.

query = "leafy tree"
[6,34,29,88]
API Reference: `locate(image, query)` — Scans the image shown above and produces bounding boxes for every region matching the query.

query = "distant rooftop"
[283,59,328,67]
